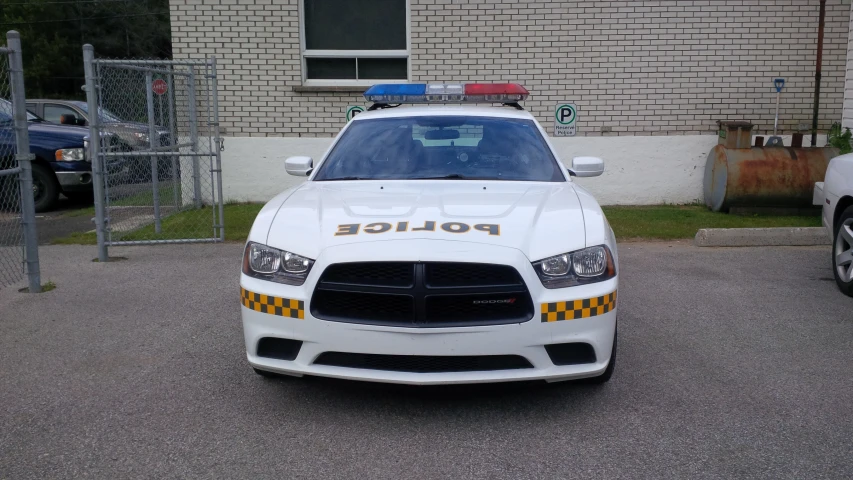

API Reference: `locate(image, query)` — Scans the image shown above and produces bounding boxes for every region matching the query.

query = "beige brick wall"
[170,0,850,137]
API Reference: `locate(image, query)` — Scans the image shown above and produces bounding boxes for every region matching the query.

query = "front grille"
[311,262,533,327]
[313,352,533,373]
[425,294,530,324]
[425,263,523,288]
[320,262,414,288]
[311,290,414,324]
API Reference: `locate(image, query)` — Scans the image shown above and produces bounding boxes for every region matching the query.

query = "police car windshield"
[313,116,565,182]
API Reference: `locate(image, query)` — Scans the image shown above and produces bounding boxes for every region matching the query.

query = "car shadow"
[256,372,608,414]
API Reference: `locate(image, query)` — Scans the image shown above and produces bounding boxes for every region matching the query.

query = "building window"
[301,0,409,85]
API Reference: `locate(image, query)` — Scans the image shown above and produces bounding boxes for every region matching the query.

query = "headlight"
[55,148,87,162]
[242,242,314,285]
[132,132,149,144]
[532,245,616,289]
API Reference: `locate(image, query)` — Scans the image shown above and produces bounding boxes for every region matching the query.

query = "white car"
[818,153,853,296]
[240,83,618,385]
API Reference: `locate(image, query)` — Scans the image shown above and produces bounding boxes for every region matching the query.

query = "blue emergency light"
[363,83,529,104]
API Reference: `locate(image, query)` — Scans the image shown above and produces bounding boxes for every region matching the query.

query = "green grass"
[52,203,261,245]
[52,203,821,245]
[18,280,57,293]
[603,205,821,240]
[65,184,181,218]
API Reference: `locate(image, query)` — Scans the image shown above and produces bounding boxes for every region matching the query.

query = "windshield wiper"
[324,176,367,181]
[409,174,489,180]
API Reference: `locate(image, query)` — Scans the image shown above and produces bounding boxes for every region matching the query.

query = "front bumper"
[240,240,618,385]
[55,171,94,192]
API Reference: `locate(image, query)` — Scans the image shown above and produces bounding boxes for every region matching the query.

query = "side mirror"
[285,156,313,177]
[571,156,605,177]
[59,114,77,125]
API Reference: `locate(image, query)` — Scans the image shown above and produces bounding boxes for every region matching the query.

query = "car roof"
[350,105,536,122]
[29,99,80,105]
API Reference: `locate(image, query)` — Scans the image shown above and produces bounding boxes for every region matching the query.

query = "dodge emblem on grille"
[472,298,517,305]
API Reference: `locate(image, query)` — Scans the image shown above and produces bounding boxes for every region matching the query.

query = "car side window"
[44,104,81,124]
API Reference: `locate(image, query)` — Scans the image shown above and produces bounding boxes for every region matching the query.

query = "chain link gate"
[1,31,41,291]
[83,45,224,260]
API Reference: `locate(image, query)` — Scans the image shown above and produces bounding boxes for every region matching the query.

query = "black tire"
[31,164,59,213]
[581,327,617,385]
[832,206,853,297]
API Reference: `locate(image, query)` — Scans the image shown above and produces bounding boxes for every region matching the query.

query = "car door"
[43,103,85,126]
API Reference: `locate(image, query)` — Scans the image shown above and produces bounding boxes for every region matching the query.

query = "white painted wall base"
[219,134,829,206]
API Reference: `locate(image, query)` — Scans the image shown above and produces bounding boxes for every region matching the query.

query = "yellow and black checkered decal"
[541,291,617,322]
[241,288,305,319]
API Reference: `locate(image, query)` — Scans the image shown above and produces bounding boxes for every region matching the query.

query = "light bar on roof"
[363,83,529,104]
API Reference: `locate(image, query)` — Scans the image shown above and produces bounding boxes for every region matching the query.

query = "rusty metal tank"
[704,145,838,212]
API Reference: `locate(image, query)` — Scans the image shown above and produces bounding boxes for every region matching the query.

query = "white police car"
[240,83,619,385]
[817,153,853,297]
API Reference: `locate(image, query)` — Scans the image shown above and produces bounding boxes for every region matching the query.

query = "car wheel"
[833,206,853,297]
[581,326,617,385]
[31,164,59,213]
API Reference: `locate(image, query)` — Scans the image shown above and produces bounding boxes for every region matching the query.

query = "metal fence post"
[188,66,202,209]
[166,69,179,208]
[7,31,41,292]
[83,44,108,262]
[144,71,162,233]
[210,57,225,241]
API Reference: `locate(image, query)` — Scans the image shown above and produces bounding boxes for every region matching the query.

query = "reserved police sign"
[554,103,577,137]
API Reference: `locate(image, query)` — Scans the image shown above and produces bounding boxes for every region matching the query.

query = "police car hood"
[263,181,589,261]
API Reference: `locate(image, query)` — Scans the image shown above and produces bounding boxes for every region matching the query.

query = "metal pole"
[145,71,162,233]
[812,0,826,147]
[210,57,225,241]
[166,68,179,209]
[83,44,108,262]
[188,66,201,208]
[205,63,216,237]
[773,90,780,136]
[7,31,40,292]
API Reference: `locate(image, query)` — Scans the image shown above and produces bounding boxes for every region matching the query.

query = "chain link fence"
[84,47,224,259]
[0,50,23,288]
[0,31,40,291]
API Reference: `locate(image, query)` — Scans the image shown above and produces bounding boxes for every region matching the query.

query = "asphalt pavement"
[1,242,852,479]
[34,196,94,245]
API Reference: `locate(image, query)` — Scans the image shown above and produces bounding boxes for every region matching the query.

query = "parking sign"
[346,105,365,122]
[554,104,577,137]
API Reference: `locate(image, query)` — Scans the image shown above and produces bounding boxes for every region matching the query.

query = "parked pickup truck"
[1,98,106,212]
[27,99,174,183]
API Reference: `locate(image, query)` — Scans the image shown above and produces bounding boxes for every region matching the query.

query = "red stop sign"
[152,78,168,95]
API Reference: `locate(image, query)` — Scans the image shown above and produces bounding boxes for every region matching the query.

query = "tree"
[0,0,172,99]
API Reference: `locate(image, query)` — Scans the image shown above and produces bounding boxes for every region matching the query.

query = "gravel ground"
[0,242,851,479]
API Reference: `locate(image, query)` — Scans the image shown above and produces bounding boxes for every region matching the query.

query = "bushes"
[827,122,853,155]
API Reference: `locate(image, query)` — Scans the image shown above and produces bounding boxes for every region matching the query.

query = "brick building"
[169,0,853,204]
